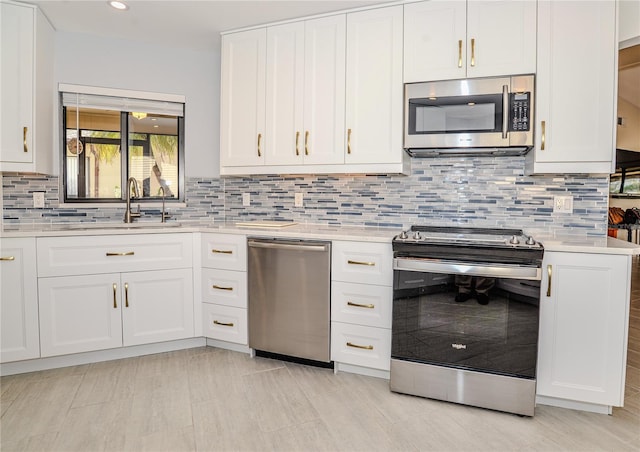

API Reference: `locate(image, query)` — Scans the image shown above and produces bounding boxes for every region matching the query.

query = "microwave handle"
[502,85,509,139]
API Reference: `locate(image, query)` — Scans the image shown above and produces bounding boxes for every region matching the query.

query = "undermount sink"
[57,222,182,230]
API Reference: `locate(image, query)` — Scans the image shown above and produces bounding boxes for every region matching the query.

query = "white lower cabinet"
[331,240,393,372]
[38,269,194,357]
[1,237,40,363]
[200,233,248,345]
[36,233,194,358]
[537,251,631,408]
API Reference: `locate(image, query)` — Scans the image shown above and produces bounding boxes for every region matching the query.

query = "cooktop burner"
[393,226,543,266]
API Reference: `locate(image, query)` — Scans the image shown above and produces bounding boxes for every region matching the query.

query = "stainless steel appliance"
[404,75,535,156]
[390,226,544,416]
[248,238,331,363]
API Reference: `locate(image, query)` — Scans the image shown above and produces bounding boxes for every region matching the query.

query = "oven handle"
[393,257,541,281]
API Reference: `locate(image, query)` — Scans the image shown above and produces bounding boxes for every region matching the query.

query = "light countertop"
[3,221,640,255]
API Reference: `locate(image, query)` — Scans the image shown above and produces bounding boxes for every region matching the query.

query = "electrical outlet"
[242,193,251,207]
[294,192,303,207]
[33,192,45,208]
[553,195,573,213]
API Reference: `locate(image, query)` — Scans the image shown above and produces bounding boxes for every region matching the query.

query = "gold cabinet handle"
[257,133,262,157]
[347,342,373,350]
[113,283,118,308]
[470,38,476,67]
[213,284,233,291]
[347,301,374,309]
[546,265,552,297]
[304,131,309,155]
[0,256,15,261]
[458,39,463,68]
[212,249,233,255]
[23,126,28,153]
[125,282,129,308]
[347,128,352,154]
[214,320,234,327]
[347,259,375,266]
[295,131,300,156]
[541,121,546,151]
[106,251,135,257]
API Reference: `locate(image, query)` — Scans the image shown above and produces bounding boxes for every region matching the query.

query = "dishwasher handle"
[248,239,329,252]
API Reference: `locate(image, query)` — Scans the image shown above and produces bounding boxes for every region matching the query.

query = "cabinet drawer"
[37,234,193,277]
[331,322,391,371]
[332,241,392,286]
[202,268,247,308]
[202,303,247,345]
[331,281,392,329]
[201,233,247,271]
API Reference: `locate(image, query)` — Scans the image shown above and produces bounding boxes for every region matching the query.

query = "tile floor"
[1,257,639,452]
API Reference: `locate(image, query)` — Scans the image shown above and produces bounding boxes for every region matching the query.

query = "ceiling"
[28,0,388,51]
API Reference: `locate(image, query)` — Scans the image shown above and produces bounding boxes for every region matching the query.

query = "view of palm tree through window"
[64,107,180,202]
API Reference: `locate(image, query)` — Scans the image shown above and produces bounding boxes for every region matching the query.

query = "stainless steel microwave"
[404,75,535,157]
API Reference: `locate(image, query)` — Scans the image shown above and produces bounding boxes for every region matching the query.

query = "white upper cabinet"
[220,28,266,168]
[265,16,346,167]
[0,1,54,174]
[345,6,404,165]
[404,0,536,82]
[302,15,346,165]
[525,0,617,175]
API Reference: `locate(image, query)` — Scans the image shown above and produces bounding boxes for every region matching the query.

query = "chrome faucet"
[124,177,141,223]
[159,186,171,223]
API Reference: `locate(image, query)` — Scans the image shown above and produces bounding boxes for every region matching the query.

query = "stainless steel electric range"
[390,226,544,416]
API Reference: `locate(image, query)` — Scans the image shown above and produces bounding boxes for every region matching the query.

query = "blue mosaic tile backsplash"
[2,155,609,237]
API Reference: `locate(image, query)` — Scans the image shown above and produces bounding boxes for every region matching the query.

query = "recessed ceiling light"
[109,1,129,11]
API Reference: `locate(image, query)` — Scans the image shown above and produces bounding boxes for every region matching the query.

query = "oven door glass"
[408,94,503,135]
[392,266,540,379]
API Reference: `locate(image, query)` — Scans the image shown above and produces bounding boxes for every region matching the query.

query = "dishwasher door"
[248,238,331,362]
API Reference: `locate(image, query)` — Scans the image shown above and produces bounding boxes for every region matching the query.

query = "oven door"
[392,257,541,379]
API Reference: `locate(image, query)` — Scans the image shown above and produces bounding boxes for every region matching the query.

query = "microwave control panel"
[509,92,530,132]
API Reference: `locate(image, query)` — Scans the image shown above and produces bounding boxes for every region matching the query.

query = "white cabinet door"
[537,252,630,407]
[38,274,123,357]
[466,0,536,78]
[0,2,53,173]
[345,6,403,165]
[403,0,535,82]
[403,1,466,82]
[0,1,33,165]
[265,22,305,166]
[121,269,194,346]
[303,15,346,165]
[220,28,266,168]
[1,238,39,363]
[526,1,617,174]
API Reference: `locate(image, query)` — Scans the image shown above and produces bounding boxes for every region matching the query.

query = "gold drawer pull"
[347,128,352,154]
[214,320,234,327]
[541,121,546,151]
[546,265,552,297]
[295,131,300,156]
[347,301,374,309]
[212,249,233,255]
[470,38,476,67]
[347,259,375,266]
[23,126,28,153]
[113,283,117,308]
[106,251,134,256]
[125,283,129,307]
[347,342,373,350]
[304,130,310,155]
[213,284,233,291]
[257,133,262,157]
[458,39,463,68]
[0,256,16,261]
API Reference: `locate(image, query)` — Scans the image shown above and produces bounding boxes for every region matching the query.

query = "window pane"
[65,107,122,200]
[128,112,179,199]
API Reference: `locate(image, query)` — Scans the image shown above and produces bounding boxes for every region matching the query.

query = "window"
[610,169,640,197]
[60,85,185,203]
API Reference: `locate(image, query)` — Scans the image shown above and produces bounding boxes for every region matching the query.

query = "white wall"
[54,32,221,177]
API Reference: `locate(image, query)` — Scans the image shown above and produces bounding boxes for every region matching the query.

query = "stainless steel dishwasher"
[248,238,331,363]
